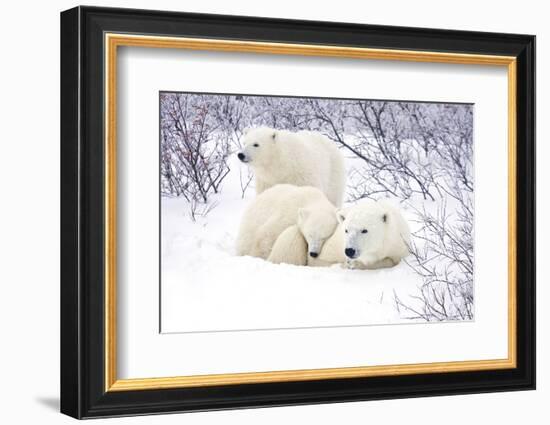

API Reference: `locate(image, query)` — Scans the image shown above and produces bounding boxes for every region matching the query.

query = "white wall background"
[0,0,544,423]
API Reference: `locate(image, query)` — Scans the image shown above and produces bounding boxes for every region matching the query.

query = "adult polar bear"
[237,127,345,206]
[309,199,411,269]
[236,184,338,260]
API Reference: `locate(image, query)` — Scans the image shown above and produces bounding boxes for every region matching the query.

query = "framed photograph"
[60,6,535,419]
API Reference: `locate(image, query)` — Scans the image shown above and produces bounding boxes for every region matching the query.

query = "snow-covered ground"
[161,155,433,333]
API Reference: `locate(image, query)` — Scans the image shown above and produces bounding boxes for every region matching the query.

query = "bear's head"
[337,200,388,260]
[297,205,338,259]
[237,127,278,168]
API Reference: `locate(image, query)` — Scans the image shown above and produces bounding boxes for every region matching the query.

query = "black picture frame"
[60,5,535,419]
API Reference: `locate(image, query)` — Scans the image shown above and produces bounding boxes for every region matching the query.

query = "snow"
[161,155,427,333]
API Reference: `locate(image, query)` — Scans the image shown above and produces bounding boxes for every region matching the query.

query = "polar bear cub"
[309,199,411,269]
[267,206,338,265]
[237,127,345,206]
[267,225,308,266]
[236,184,338,260]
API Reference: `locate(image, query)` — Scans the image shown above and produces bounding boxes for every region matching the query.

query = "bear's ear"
[242,127,250,136]
[336,208,346,223]
[382,213,388,223]
[298,208,310,224]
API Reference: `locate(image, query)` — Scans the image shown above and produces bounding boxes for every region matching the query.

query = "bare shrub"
[396,198,474,321]
[160,93,231,204]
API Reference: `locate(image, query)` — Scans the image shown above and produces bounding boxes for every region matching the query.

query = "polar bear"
[307,223,346,268]
[237,127,345,206]
[267,206,338,265]
[236,184,338,260]
[267,225,308,266]
[339,199,411,269]
[309,199,411,269]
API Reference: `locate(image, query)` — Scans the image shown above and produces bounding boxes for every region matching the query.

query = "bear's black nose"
[309,252,318,258]
[237,152,245,161]
[345,248,356,258]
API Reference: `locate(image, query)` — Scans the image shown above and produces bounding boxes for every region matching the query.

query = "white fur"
[308,223,346,267]
[310,199,411,269]
[268,205,339,265]
[297,205,339,258]
[268,222,345,268]
[268,225,308,266]
[238,127,346,206]
[236,184,337,260]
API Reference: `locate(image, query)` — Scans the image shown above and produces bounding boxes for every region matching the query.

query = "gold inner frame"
[104,33,517,392]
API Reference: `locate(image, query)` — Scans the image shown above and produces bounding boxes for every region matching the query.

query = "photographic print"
[61,8,535,417]
[160,92,474,333]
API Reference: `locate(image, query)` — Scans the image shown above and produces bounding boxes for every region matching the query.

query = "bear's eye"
[361,229,368,234]
[345,229,349,233]
[253,143,259,147]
